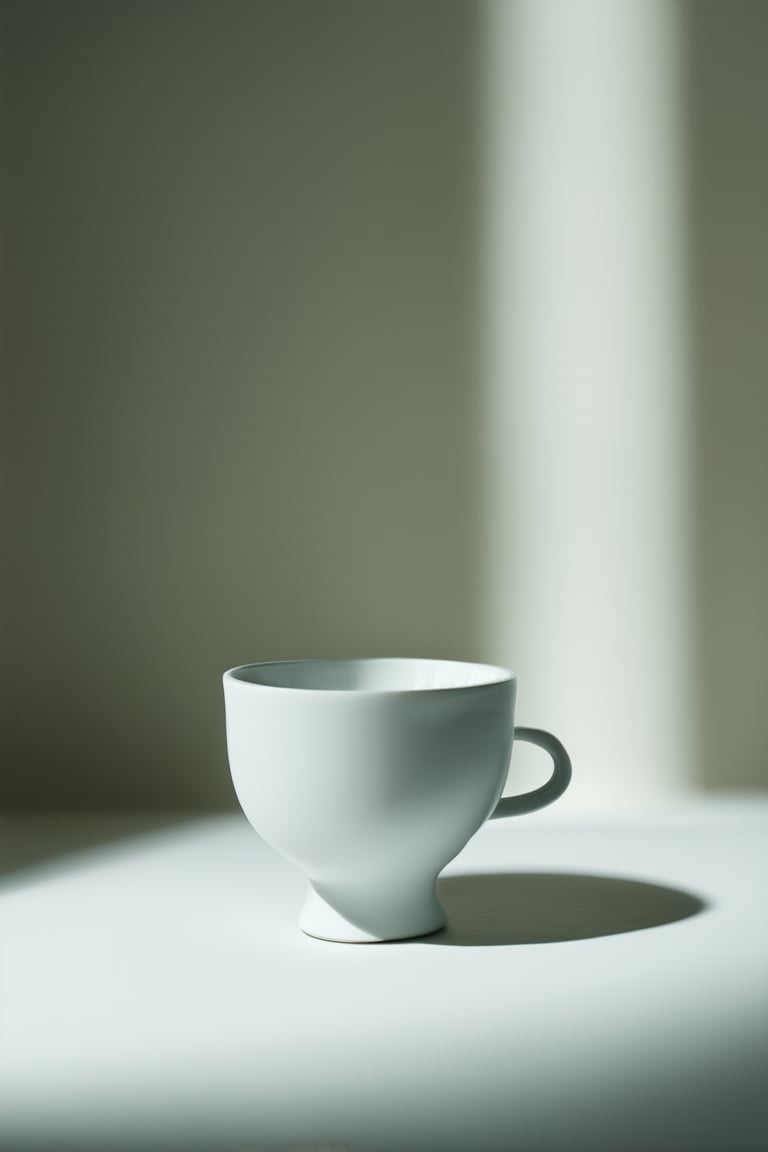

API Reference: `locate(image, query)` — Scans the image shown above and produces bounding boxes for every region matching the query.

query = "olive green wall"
[1,1,480,808]
[688,1,768,790]
[1,1,766,810]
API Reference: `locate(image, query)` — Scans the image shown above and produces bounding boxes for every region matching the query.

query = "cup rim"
[223,657,514,695]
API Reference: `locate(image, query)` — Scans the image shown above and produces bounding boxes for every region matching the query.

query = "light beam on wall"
[479,0,692,807]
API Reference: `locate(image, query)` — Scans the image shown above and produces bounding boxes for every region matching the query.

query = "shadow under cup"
[222,657,570,942]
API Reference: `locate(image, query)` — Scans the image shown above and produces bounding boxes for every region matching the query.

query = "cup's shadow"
[426,872,707,946]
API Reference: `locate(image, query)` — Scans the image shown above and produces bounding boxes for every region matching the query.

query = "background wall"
[688,0,768,791]
[480,0,692,808]
[1,0,766,812]
[0,0,480,809]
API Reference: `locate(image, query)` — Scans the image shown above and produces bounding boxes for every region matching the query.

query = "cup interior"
[226,658,511,693]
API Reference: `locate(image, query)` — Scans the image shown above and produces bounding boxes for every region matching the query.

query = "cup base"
[299,883,446,943]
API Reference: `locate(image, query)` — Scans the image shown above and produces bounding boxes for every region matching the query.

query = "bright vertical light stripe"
[480,0,692,806]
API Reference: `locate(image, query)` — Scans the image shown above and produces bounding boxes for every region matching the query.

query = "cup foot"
[299,883,446,943]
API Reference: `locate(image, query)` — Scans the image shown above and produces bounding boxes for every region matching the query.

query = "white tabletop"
[1,799,767,1152]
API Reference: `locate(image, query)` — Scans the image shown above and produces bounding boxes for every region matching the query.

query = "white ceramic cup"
[223,657,571,942]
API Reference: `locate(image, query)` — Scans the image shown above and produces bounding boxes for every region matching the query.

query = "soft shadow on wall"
[687,0,768,793]
[0,0,481,810]
[0,0,766,812]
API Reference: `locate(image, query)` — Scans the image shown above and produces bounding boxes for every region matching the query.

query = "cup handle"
[490,727,572,818]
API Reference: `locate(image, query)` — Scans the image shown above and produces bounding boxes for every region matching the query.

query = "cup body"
[223,658,515,941]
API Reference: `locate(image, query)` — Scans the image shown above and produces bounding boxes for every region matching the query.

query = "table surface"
[1,798,767,1152]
